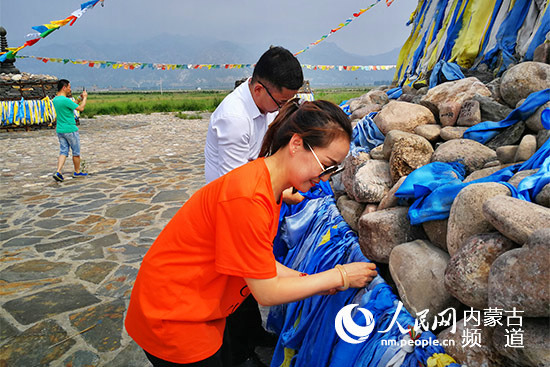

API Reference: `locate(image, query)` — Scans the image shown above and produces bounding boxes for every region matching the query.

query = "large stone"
[378,176,407,210]
[499,61,550,108]
[0,259,70,282]
[483,196,550,245]
[438,316,510,367]
[526,101,550,132]
[358,207,426,263]
[414,124,441,143]
[431,139,497,175]
[347,160,393,203]
[533,41,550,63]
[389,240,459,323]
[75,261,118,284]
[486,121,526,150]
[359,89,390,106]
[493,318,550,366]
[336,195,365,232]
[440,126,468,141]
[105,203,150,218]
[488,229,550,317]
[456,99,481,127]
[447,183,511,256]
[3,284,101,325]
[422,219,448,251]
[472,94,513,123]
[0,320,74,367]
[508,169,538,188]
[514,134,537,162]
[383,130,415,160]
[537,129,550,149]
[373,101,435,134]
[445,233,515,309]
[389,135,433,183]
[350,104,381,120]
[69,299,126,352]
[342,152,370,198]
[535,183,550,208]
[496,145,519,164]
[369,144,384,160]
[151,189,189,203]
[421,77,492,125]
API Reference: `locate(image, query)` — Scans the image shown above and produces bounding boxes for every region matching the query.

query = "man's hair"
[252,46,303,91]
[57,79,70,92]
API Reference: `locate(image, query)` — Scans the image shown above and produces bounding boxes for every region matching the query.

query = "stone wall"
[0,72,58,101]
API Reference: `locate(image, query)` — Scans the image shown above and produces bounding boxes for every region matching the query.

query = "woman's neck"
[264,152,290,202]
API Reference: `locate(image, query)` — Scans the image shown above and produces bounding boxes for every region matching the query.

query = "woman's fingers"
[342,262,378,288]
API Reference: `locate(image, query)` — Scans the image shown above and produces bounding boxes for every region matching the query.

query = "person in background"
[126,99,378,367]
[204,46,304,366]
[52,79,88,182]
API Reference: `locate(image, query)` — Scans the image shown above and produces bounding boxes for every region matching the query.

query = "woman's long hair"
[259,98,352,157]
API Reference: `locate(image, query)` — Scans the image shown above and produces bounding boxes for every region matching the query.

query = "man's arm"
[75,90,87,112]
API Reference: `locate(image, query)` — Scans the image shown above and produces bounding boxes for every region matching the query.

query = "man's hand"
[81,90,88,99]
[282,188,304,205]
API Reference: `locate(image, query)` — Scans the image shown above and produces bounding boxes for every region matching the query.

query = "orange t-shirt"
[125,158,280,363]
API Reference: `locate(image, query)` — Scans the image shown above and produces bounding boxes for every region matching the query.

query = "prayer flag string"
[0,0,105,63]
[293,0,396,56]
[15,55,396,72]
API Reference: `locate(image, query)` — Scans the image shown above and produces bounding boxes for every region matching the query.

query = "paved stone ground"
[0,113,274,366]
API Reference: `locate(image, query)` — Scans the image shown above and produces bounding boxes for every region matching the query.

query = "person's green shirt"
[53,96,79,133]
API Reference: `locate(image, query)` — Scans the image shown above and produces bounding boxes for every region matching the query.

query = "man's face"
[257,82,298,113]
[65,83,73,97]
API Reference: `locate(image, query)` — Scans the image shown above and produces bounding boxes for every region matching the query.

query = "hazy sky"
[1,0,417,61]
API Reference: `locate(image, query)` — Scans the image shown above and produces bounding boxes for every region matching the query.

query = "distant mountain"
[14,35,400,89]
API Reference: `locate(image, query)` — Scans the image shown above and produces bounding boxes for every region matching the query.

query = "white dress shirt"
[204,79,276,183]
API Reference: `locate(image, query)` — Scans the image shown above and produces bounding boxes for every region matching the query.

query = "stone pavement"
[0,113,273,366]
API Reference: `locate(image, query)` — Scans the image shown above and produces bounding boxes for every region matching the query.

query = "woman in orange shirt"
[125,99,378,367]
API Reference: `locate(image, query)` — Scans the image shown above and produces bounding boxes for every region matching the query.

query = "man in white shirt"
[204,47,303,367]
[204,46,303,184]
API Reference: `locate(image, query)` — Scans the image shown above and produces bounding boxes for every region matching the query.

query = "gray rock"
[34,218,72,229]
[97,265,138,298]
[342,153,370,198]
[336,195,366,232]
[358,207,426,263]
[537,129,550,149]
[447,183,511,256]
[35,235,94,253]
[445,233,515,309]
[508,169,538,188]
[486,121,526,150]
[514,134,537,162]
[0,259,71,282]
[496,145,519,164]
[485,77,504,103]
[369,144,384,160]
[483,195,550,245]
[533,41,550,63]
[374,101,436,135]
[63,350,100,367]
[349,104,381,121]
[472,94,512,123]
[347,160,393,203]
[440,126,468,140]
[422,219,448,251]
[431,139,497,175]
[482,160,500,168]
[464,164,514,183]
[378,176,407,210]
[75,261,118,284]
[500,61,550,108]
[0,319,75,366]
[488,230,550,317]
[535,183,550,208]
[389,134,433,183]
[105,203,150,218]
[3,284,101,325]
[438,316,510,367]
[526,102,550,132]
[0,316,19,342]
[493,318,550,367]
[69,299,126,352]
[414,124,441,143]
[359,89,390,106]
[389,240,459,323]
[456,99,481,127]
[108,340,151,367]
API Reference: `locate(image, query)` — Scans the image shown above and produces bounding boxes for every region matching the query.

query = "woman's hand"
[341,262,377,288]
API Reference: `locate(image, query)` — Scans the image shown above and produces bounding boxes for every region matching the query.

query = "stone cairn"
[332,60,550,367]
[0,26,58,130]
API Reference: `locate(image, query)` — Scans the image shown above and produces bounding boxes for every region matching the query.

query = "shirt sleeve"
[211,114,253,177]
[214,196,277,279]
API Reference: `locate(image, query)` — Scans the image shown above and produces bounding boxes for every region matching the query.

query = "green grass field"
[81,88,371,118]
